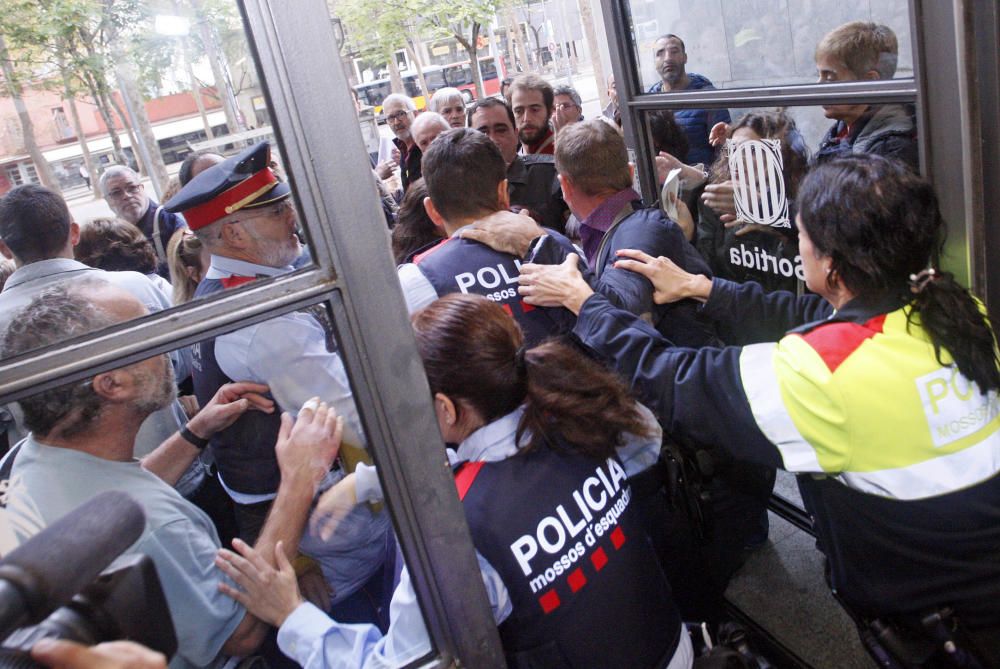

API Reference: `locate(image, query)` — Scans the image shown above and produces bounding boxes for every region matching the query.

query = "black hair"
[391,179,443,264]
[421,128,506,222]
[468,96,516,130]
[178,151,224,186]
[656,34,686,52]
[0,185,71,263]
[412,294,653,457]
[797,155,1000,393]
[648,110,689,159]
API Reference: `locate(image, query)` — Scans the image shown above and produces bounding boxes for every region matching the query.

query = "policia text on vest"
[511,457,631,595]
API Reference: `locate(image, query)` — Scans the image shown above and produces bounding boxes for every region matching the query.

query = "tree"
[417,0,507,100]
[0,34,59,190]
[333,0,416,96]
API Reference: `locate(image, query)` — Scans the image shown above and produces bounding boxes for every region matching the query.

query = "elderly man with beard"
[165,141,392,628]
[1,277,343,667]
[100,165,185,277]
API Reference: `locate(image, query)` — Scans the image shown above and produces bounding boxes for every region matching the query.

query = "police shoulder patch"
[799,315,887,373]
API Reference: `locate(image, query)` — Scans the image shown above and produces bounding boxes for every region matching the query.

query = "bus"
[353,70,436,117]
[441,55,506,102]
[353,56,505,119]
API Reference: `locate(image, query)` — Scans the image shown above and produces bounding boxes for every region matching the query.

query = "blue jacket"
[647,74,731,166]
[593,204,719,348]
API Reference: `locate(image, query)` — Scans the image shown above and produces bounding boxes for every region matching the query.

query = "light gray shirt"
[0,259,201,493]
[6,436,244,668]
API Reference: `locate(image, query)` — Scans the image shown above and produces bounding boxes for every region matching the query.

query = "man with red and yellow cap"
[165,142,392,627]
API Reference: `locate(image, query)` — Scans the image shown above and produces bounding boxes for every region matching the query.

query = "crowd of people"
[0,18,996,669]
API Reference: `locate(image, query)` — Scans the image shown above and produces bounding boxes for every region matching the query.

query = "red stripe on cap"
[610,526,626,550]
[568,567,586,593]
[453,461,484,501]
[183,168,278,230]
[799,314,887,373]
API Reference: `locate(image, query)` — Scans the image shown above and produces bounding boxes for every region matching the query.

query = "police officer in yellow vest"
[518,154,1000,666]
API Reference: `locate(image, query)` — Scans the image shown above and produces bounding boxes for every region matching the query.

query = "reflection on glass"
[644,104,918,295]
[0,0,312,333]
[630,0,913,93]
[0,280,416,664]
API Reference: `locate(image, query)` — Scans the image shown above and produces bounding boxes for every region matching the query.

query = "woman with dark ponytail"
[214,293,694,669]
[404,293,692,669]
[520,154,1000,664]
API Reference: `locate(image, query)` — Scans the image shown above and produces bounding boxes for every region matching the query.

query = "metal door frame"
[0,0,505,665]
[602,0,1000,317]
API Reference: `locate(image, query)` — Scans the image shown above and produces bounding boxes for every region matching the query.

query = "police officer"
[216,294,695,669]
[520,155,1000,665]
[470,98,569,235]
[164,143,391,626]
[396,128,580,347]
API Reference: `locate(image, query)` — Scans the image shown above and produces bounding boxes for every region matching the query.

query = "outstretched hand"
[701,180,737,223]
[186,382,274,439]
[612,249,713,304]
[275,399,343,488]
[310,473,359,542]
[216,539,303,628]
[709,121,730,147]
[518,253,593,315]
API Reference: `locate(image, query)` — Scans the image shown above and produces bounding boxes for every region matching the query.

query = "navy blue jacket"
[594,205,719,348]
[647,74,731,166]
[571,282,1000,631]
[137,200,185,279]
[459,448,681,668]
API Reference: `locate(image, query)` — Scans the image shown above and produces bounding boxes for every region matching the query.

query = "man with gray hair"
[165,141,392,626]
[99,165,184,277]
[551,84,584,133]
[378,93,421,191]
[0,184,190,467]
[0,277,336,667]
[428,86,466,128]
[411,112,450,153]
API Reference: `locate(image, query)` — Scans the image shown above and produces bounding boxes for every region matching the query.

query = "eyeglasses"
[106,183,143,200]
[554,102,579,111]
[386,110,410,123]
[229,200,293,226]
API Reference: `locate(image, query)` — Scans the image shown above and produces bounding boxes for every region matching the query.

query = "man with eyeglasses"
[551,85,584,133]
[165,141,392,630]
[378,93,422,192]
[99,165,184,278]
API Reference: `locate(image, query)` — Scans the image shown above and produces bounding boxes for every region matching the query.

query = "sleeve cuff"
[700,277,735,319]
[354,463,383,504]
[277,602,335,665]
[573,293,619,345]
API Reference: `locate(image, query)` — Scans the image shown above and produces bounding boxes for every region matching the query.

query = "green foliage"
[332,0,508,66]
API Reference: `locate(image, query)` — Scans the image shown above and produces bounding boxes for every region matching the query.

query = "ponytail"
[909,273,1000,393]
[517,340,655,459]
[797,155,1000,395]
